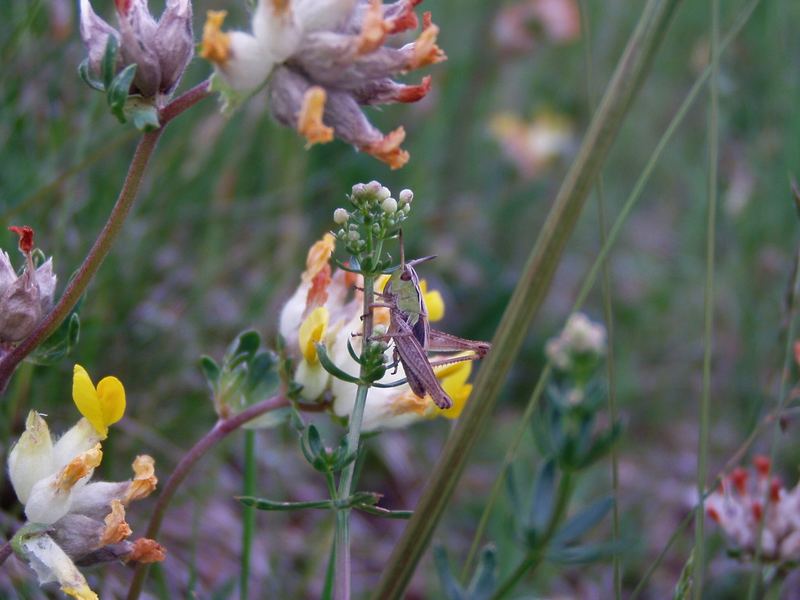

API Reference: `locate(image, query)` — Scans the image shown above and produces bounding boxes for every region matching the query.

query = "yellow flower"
[298,307,329,364]
[71,364,126,439]
[419,280,444,322]
[432,359,473,420]
[376,276,445,323]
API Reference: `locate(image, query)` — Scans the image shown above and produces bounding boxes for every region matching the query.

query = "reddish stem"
[125,393,289,600]
[0,80,211,393]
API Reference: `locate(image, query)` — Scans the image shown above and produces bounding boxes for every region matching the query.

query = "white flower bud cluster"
[333,181,415,257]
[545,312,606,373]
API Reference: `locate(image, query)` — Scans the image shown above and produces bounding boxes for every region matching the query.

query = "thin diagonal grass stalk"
[693,0,720,595]
[460,0,762,587]
[578,2,621,596]
[745,246,800,599]
[372,1,683,596]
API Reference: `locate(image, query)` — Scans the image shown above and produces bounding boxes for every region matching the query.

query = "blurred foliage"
[2,0,800,597]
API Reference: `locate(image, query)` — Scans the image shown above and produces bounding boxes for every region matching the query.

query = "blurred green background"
[2,0,800,597]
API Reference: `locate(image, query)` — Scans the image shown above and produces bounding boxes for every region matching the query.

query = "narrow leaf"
[552,497,614,547]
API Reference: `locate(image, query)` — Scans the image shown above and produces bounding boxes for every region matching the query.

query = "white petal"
[21,534,97,599]
[252,0,302,61]
[8,411,55,504]
[219,31,276,93]
[0,250,17,295]
[53,419,101,472]
[295,360,330,401]
[293,0,358,32]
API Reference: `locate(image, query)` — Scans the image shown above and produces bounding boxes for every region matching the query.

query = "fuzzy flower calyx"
[201,0,446,168]
[79,0,194,102]
[0,226,57,345]
[8,367,162,599]
[706,456,800,564]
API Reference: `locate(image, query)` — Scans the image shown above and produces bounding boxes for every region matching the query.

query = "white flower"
[8,368,163,599]
[200,0,446,168]
[545,312,606,372]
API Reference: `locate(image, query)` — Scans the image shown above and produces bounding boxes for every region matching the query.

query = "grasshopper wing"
[393,319,453,409]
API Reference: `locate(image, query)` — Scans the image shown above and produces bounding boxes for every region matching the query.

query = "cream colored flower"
[200,0,446,168]
[8,367,163,599]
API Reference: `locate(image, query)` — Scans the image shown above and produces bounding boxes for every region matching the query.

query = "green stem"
[240,430,256,600]
[490,472,574,600]
[126,393,288,600]
[0,80,211,394]
[578,3,621,595]
[461,365,552,580]
[694,0,720,595]
[372,2,682,596]
[334,272,376,600]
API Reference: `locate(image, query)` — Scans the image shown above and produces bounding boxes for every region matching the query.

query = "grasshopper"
[371,232,490,409]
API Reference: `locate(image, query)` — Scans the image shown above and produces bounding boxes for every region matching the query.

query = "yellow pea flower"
[419,280,444,322]
[298,307,329,364]
[72,365,126,439]
[433,359,473,420]
[377,275,445,323]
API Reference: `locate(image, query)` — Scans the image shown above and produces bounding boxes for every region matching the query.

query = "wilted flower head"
[79,0,194,102]
[279,229,468,431]
[8,365,163,599]
[706,456,800,564]
[200,0,446,168]
[545,312,606,373]
[0,226,57,345]
[490,110,574,179]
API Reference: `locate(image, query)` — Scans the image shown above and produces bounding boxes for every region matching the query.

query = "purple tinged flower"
[200,0,446,169]
[0,227,57,345]
[79,0,194,103]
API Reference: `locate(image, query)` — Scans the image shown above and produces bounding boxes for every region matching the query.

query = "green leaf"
[107,63,137,123]
[78,59,105,91]
[316,343,362,384]
[237,496,333,511]
[306,425,325,459]
[101,36,119,88]
[199,356,220,385]
[576,421,622,469]
[466,545,497,600]
[504,464,521,515]
[124,98,160,132]
[528,459,556,539]
[28,312,81,366]
[551,497,614,547]
[433,547,465,600]
[546,541,623,564]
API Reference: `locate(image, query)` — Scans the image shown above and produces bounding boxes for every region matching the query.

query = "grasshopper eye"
[400,272,411,281]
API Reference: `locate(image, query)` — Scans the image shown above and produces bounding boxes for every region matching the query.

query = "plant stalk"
[334,269,376,600]
[126,392,288,600]
[0,80,211,393]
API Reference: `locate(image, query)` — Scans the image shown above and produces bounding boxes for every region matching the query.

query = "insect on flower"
[374,232,490,409]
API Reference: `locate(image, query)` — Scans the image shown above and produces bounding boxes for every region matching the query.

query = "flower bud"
[0,228,57,344]
[8,412,55,505]
[79,0,194,102]
[377,186,392,201]
[333,208,349,225]
[381,197,398,214]
[399,189,414,204]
